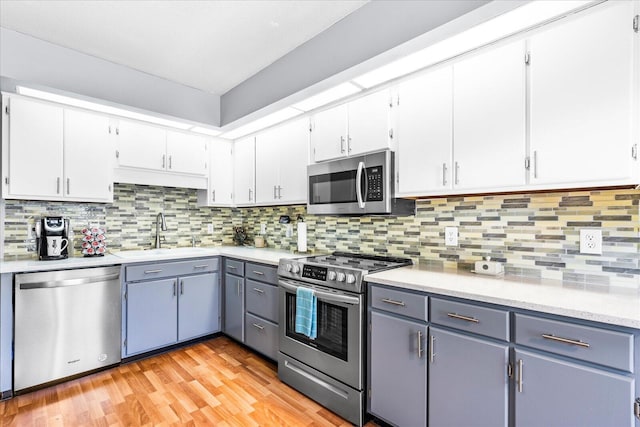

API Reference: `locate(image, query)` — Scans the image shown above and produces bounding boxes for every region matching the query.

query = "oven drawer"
[430,298,509,341]
[246,263,278,285]
[126,258,218,282]
[246,279,278,323]
[514,314,633,372]
[245,313,278,360]
[370,284,428,322]
[225,259,244,276]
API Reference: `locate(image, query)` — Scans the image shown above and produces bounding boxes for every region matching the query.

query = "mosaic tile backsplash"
[2,184,639,290]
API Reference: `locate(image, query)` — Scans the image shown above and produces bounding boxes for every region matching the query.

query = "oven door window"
[285,292,348,361]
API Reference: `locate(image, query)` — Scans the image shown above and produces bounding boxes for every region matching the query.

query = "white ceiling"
[0,0,368,96]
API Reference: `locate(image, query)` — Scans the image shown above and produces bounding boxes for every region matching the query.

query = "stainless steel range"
[277,252,412,426]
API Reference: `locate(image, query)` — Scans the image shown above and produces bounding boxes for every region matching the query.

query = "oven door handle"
[279,279,361,305]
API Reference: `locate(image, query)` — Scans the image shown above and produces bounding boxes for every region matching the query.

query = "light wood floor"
[0,336,379,426]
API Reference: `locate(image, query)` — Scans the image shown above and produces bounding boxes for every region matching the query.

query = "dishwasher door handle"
[19,273,120,290]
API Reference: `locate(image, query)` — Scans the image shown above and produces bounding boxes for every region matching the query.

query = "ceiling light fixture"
[16,86,194,130]
[220,107,303,140]
[292,82,362,112]
[352,0,594,88]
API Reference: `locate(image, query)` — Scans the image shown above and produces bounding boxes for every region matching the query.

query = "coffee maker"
[35,216,70,260]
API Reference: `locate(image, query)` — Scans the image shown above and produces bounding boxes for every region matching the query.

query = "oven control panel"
[278,260,364,292]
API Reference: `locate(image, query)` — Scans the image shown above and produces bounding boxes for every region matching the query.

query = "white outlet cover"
[260,223,267,235]
[580,229,602,255]
[445,226,458,246]
[207,223,214,234]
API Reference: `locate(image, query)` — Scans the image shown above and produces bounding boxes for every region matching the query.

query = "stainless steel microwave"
[307,150,415,215]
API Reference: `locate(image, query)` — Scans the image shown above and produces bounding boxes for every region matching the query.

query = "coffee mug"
[47,236,68,257]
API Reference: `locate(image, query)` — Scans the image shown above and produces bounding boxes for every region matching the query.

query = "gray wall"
[0,28,221,126]
[220,0,490,125]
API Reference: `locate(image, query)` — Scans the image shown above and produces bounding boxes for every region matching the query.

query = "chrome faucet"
[155,212,168,248]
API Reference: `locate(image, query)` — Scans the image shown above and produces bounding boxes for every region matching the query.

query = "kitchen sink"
[112,247,214,259]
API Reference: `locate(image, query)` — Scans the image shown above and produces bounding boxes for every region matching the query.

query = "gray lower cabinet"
[124,258,220,357]
[514,349,635,427]
[429,327,509,427]
[224,271,245,342]
[369,310,428,427]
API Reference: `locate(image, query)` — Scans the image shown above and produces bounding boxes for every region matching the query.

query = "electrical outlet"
[260,223,267,235]
[445,226,458,246]
[580,229,602,255]
[286,224,293,238]
[207,224,214,234]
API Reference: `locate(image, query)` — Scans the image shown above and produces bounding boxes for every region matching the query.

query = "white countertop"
[365,266,640,329]
[0,245,301,274]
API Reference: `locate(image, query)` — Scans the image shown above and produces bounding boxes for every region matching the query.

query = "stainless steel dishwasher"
[14,266,121,391]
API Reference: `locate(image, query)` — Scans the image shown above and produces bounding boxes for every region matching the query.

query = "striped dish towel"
[295,287,317,339]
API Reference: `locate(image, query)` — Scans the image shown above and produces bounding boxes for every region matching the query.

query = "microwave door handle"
[356,161,365,209]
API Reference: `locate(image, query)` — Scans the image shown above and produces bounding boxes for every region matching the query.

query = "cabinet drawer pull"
[253,288,265,294]
[517,359,523,393]
[193,265,208,269]
[144,269,163,274]
[417,330,423,359]
[228,265,237,270]
[252,270,264,275]
[447,312,479,323]
[381,298,405,307]
[541,334,590,348]
[252,323,265,330]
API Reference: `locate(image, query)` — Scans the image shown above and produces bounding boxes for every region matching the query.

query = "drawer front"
[245,263,278,285]
[514,314,633,372]
[245,313,279,360]
[370,284,428,322]
[225,259,245,276]
[245,279,278,323]
[431,298,509,341]
[126,258,219,282]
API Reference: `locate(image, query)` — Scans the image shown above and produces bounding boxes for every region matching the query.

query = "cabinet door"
[311,104,347,162]
[453,41,526,190]
[117,120,166,171]
[178,273,220,341]
[126,279,177,355]
[255,127,281,204]
[529,2,636,186]
[166,131,208,175]
[63,109,113,202]
[6,97,64,198]
[514,349,635,427]
[396,67,453,196]
[209,139,234,205]
[233,137,255,205]
[347,90,391,157]
[223,273,244,342]
[369,311,427,427]
[429,327,508,427]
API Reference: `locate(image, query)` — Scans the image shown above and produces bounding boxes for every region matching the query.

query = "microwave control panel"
[366,166,384,201]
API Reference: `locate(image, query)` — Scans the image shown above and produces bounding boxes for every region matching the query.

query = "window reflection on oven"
[285,292,348,361]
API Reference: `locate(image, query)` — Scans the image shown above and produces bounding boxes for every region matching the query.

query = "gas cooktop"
[277,251,412,293]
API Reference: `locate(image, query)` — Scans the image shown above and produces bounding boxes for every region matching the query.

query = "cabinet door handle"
[212,190,216,202]
[274,185,277,200]
[252,271,264,275]
[252,323,265,330]
[447,312,479,323]
[168,155,172,169]
[517,359,523,393]
[381,298,405,307]
[533,150,538,179]
[237,280,241,296]
[442,163,447,186]
[67,178,70,195]
[56,177,61,194]
[454,161,460,185]
[144,269,163,274]
[180,280,184,295]
[347,136,352,153]
[417,330,423,359]
[173,281,177,296]
[340,136,345,153]
[430,334,436,363]
[162,154,166,169]
[541,334,590,348]
[252,287,265,294]
[249,188,253,201]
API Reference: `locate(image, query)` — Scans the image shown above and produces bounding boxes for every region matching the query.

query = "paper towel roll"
[297,222,307,253]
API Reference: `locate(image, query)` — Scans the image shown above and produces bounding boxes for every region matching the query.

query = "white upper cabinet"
[166,131,208,175]
[233,136,255,205]
[201,139,234,206]
[116,120,166,171]
[63,109,113,202]
[1,95,113,202]
[453,40,527,191]
[255,118,308,205]
[396,66,454,196]
[529,1,637,187]
[311,90,391,162]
